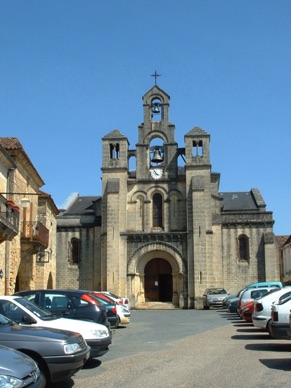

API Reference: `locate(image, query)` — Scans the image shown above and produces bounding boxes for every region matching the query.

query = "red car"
[240,300,254,322]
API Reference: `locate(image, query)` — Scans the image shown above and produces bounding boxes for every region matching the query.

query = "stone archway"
[127,242,186,308]
[144,258,173,302]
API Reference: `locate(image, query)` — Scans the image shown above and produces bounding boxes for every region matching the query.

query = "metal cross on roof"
[151,70,161,85]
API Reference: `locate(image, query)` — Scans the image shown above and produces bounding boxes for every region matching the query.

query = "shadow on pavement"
[259,358,291,371]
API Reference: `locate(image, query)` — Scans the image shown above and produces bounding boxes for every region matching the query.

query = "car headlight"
[0,375,23,388]
[64,342,82,354]
[90,329,109,338]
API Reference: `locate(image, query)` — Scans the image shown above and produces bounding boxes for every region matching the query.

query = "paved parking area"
[51,309,291,388]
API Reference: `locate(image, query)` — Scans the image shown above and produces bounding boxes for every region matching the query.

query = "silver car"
[203,288,228,309]
[0,344,45,387]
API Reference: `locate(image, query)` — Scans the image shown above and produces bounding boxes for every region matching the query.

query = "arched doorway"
[144,258,173,302]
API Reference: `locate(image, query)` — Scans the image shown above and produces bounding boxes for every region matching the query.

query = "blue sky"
[0,1,290,235]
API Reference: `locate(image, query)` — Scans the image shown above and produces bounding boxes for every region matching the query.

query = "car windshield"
[207,288,227,295]
[16,298,56,320]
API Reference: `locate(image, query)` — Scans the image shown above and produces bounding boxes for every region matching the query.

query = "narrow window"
[153,193,163,228]
[71,237,81,264]
[110,143,120,159]
[238,235,249,261]
[192,140,203,157]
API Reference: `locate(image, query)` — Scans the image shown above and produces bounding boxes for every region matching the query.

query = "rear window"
[250,289,269,299]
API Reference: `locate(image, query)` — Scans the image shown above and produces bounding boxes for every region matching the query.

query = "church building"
[56,84,279,309]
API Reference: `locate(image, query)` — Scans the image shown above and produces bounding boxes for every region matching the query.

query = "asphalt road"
[51,309,291,388]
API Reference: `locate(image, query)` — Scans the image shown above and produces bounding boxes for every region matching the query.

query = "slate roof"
[219,191,259,211]
[63,196,101,214]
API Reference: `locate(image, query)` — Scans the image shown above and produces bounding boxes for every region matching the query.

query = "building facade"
[0,138,58,295]
[57,85,280,309]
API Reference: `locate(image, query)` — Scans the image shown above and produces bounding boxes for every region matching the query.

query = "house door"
[144,258,173,302]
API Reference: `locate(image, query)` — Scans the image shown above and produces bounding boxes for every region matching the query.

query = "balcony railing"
[21,221,49,247]
[0,196,20,241]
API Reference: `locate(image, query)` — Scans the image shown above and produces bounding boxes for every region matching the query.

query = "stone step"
[135,302,178,310]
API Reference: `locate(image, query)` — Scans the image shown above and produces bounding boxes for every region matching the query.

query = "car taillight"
[255,303,263,312]
[271,311,278,321]
[118,299,123,304]
[112,306,117,314]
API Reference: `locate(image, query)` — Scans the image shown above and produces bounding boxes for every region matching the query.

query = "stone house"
[0,138,58,294]
[278,235,291,283]
[56,85,280,309]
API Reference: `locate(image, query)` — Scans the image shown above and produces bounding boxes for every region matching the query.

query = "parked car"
[0,313,90,385]
[100,291,131,310]
[90,294,119,328]
[244,281,283,290]
[240,300,255,322]
[252,287,291,333]
[203,288,228,309]
[269,295,291,339]
[227,289,246,314]
[0,295,112,358]
[228,298,239,313]
[15,289,110,329]
[222,294,237,309]
[0,344,45,388]
[237,287,273,314]
[93,292,130,325]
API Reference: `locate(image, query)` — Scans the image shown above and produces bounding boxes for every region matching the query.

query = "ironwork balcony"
[0,196,19,242]
[21,221,49,247]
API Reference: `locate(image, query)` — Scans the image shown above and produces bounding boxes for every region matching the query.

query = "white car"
[269,295,291,339]
[0,295,112,358]
[252,287,291,332]
[92,292,130,325]
[100,291,131,310]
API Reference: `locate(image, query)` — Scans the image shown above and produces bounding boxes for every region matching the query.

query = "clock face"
[150,168,163,180]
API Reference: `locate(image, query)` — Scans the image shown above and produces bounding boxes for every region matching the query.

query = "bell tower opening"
[144,258,173,302]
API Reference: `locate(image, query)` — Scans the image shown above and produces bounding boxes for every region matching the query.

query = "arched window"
[238,234,249,261]
[110,143,120,159]
[153,193,163,228]
[70,237,81,264]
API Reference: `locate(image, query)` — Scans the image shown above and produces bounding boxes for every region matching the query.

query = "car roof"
[15,289,92,294]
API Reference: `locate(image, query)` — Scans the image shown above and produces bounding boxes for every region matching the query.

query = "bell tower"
[136,84,178,181]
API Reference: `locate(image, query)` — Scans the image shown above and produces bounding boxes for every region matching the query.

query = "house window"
[238,234,249,261]
[153,193,163,228]
[70,237,81,264]
[110,143,120,159]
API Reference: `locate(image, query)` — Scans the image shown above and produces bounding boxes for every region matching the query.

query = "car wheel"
[203,305,209,310]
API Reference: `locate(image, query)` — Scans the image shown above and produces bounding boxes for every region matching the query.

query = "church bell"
[151,103,160,114]
[151,149,163,163]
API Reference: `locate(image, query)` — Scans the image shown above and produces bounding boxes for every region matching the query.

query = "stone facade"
[0,138,58,295]
[56,85,280,309]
